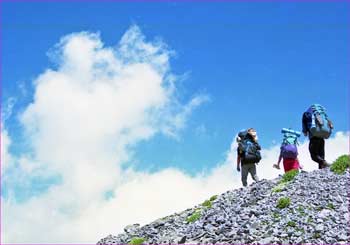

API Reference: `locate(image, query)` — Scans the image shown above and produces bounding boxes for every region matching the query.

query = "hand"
[273,164,280,169]
[303,132,308,136]
[328,120,334,129]
[237,166,240,172]
[299,164,303,169]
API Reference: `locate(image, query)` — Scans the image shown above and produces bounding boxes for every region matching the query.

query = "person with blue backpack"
[273,128,302,172]
[236,128,261,187]
[302,104,334,169]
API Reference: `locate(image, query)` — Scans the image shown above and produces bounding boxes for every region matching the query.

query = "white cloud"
[1,25,210,243]
[1,97,16,123]
[1,129,12,174]
[1,24,348,243]
[3,127,347,243]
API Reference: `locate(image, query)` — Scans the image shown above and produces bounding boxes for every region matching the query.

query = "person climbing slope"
[302,104,333,169]
[273,128,302,172]
[236,128,261,187]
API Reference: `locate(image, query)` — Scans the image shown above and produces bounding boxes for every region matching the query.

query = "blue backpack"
[280,128,300,159]
[237,130,261,164]
[307,104,333,139]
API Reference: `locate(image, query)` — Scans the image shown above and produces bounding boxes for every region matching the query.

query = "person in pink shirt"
[273,128,303,172]
[274,153,302,172]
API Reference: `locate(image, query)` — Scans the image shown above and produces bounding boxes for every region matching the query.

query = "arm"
[277,154,282,165]
[274,152,282,169]
[237,148,241,172]
[302,112,310,136]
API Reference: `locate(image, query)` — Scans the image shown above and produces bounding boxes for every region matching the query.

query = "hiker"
[302,104,333,169]
[274,155,301,173]
[273,128,302,173]
[236,128,261,187]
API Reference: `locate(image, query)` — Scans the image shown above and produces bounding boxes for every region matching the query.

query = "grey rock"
[177,236,186,244]
[315,224,324,232]
[318,209,331,219]
[250,221,259,229]
[337,233,348,241]
[295,237,303,244]
[97,168,350,245]
[259,237,273,244]
[123,223,140,237]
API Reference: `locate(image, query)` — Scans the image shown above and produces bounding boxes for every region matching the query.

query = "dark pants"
[241,163,259,187]
[309,137,326,169]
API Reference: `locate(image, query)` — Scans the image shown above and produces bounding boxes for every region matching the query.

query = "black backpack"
[237,130,261,164]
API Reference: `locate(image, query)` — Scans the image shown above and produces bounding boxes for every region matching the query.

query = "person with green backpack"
[236,128,261,187]
[302,104,334,169]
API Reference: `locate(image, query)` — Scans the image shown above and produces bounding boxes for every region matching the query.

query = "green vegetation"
[186,210,201,223]
[327,203,335,210]
[209,195,218,201]
[315,206,323,211]
[296,206,305,215]
[281,169,299,183]
[201,195,217,209]
[261,220,269,225]
[272,212,281,219]
[272,170,298,195]
[277,197,291,209]
[272,182,287,193]
[330,155,350,174]
[295,227,305,234]
[313,232,321,239]
[287,221,296,227]
[129,237,146,245]
[201,199,212,208]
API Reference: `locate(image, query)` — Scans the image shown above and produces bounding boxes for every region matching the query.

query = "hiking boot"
[321,161,331,169]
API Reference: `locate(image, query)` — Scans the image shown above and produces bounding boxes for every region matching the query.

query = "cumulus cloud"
[1,25,211,243]
[1,129,12,174]
[1,97,16,123]
[1,25,348,243]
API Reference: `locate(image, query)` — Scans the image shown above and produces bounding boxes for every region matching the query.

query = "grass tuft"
[186,211,201,223]
[209,195,218,201]
[330,155,350,174]
[281,169,299,183]
[277,197,291,209]
[129,237,146,245]
[287,221,296,227]
[201,199,212,208]
[272,182,287,193]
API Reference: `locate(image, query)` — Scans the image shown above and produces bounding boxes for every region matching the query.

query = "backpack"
[307,104,333,139]
[280,128,300,159]
[237,130,261,164]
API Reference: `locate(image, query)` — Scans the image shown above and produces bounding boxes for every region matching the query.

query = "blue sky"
[1,1,349,243]
[3,1,349,173]
[2,2,349,173]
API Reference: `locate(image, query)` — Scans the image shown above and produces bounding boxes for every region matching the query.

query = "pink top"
[283,158,300,172]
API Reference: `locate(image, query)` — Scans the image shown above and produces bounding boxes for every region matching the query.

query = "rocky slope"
[97,167,350,244]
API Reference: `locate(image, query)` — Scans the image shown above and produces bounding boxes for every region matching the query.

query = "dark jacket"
[302,110,312,137]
